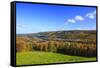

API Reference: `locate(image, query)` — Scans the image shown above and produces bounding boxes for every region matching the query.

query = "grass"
[16,51,96,65]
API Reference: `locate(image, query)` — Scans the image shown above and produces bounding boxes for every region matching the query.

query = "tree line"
[16,38,96,57]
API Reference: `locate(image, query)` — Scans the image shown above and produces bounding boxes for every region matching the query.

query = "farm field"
[16,51,96,65]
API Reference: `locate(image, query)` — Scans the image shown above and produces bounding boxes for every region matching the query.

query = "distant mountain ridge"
[17,30,96,41]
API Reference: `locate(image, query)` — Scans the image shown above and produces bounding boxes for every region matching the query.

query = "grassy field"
[16,51,96,65]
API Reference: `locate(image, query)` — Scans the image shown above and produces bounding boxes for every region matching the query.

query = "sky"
[16,3,97,34]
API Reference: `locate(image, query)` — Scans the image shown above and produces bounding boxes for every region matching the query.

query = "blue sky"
[16,3,96,34]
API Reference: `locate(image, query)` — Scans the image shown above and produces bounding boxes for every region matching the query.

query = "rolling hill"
[17,30,96,41]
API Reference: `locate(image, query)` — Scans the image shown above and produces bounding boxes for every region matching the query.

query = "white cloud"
[75,16,84,21]
[66,16,83,24]
[86,13,95,19]
[65,10,96,25]
[67,19,76,23]
[17,24,27,28]
[86,10,96,19]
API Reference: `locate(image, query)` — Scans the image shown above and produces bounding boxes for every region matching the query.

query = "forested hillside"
[16,30,96,57]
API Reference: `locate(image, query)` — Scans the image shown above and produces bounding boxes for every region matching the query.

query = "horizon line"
[16,29,96,34]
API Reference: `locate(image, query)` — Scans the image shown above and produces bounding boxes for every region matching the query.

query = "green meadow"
[16,51,96,65]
